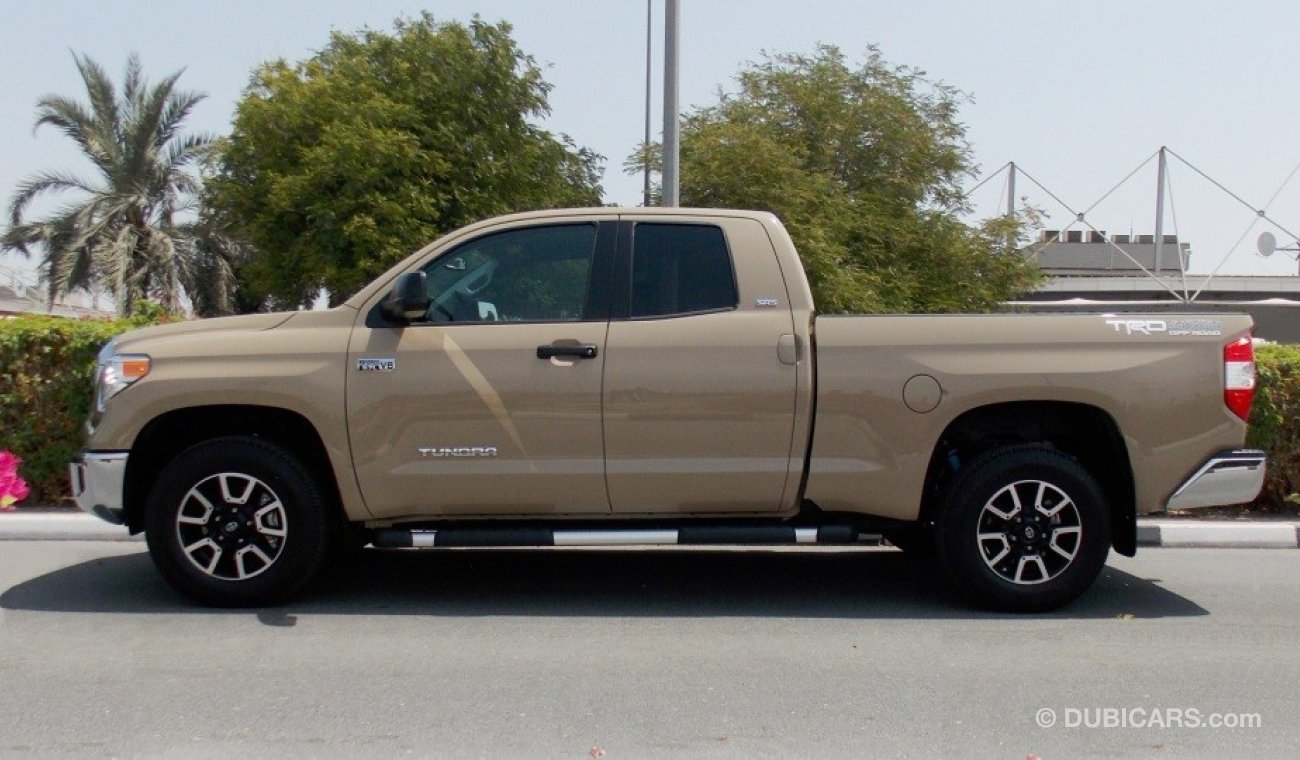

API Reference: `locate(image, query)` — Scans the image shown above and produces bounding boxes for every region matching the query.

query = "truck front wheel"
[144,436,331,607]
[935,445,1110,612]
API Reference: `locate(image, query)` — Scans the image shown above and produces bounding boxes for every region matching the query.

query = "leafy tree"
[630,45,1039,313]
[210,13,603,309]
[2,54,238,316]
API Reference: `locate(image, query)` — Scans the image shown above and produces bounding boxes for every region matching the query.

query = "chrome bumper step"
[1167,449,1267,510]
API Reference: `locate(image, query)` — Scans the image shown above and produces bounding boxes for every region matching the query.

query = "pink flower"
[0,450,31,510]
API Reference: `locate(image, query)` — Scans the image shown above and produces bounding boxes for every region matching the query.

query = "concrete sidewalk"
[2,510,1298,548]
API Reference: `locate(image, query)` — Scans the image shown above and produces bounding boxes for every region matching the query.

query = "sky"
[4,0,1300,290]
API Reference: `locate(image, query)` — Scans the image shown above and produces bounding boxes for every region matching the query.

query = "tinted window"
[631,224,737,318]
[423,224,596,323]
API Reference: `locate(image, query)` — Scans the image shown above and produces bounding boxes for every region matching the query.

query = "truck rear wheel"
[935,445,1110,612]
[144,436,331,607]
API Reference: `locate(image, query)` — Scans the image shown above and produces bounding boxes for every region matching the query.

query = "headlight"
[95,340,151,413]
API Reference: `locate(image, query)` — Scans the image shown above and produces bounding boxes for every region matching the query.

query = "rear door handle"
[537,343,599,360]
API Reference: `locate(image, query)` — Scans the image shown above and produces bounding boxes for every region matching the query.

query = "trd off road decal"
[1103,319,1222,337]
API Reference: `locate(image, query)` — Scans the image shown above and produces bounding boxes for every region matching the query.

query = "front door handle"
[537,343,599,360]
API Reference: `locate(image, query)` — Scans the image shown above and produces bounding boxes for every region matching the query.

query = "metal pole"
[661,0,680,207]
[643,0,652,207]
[1154,147,1167,276]
[1004,162,1017,248]
[1006,161,1016,217]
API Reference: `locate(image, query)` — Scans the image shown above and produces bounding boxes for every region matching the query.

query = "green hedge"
[0,306,165,504]
[1246,343,1300,511]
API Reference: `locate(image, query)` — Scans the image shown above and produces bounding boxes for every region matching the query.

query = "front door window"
[422,224,597,324]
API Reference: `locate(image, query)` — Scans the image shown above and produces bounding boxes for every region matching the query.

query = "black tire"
[934,445,1110,612]
[144,436,332,607]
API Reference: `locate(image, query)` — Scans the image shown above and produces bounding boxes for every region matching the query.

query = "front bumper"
[69,452,129,525]
[1167,449,1267,510]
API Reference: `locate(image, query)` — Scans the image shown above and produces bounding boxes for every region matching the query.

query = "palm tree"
[2,53,238,315]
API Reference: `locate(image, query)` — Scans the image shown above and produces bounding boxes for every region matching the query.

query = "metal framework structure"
[968,148,1300,303]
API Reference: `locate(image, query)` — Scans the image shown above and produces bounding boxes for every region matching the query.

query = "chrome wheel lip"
[174,472,288,581]
[976,479,1082,586]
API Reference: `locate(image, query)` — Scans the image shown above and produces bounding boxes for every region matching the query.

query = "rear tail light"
[1224,336,1256,421]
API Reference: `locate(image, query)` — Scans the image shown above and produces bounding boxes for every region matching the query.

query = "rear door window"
[630,224,737,318]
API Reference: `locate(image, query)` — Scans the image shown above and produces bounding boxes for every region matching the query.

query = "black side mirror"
[380,271,430,322]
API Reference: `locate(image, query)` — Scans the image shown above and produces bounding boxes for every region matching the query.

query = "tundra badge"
[418,446,499,458]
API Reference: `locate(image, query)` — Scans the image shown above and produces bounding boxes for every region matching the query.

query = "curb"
[0,512,140,542]
[1,512,1298,548]
[1136,519,1300,549]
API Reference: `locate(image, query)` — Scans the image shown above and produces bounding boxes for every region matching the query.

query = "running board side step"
[370,524,863,549]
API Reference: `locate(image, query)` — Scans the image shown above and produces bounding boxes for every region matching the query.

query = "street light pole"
[661,0,680,207]
[643,0,653,207]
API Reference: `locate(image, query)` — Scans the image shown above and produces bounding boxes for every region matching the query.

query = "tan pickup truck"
[70,208,1265,611]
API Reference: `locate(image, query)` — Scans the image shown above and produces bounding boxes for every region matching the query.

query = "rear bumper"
[69,452,129,525]
[1166,449,1266,510]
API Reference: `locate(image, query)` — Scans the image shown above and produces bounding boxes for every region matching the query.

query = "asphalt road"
[0,543,1296,758]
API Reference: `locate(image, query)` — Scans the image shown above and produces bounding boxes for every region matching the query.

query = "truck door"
[347,220,616,519]
[602,216,801,514]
